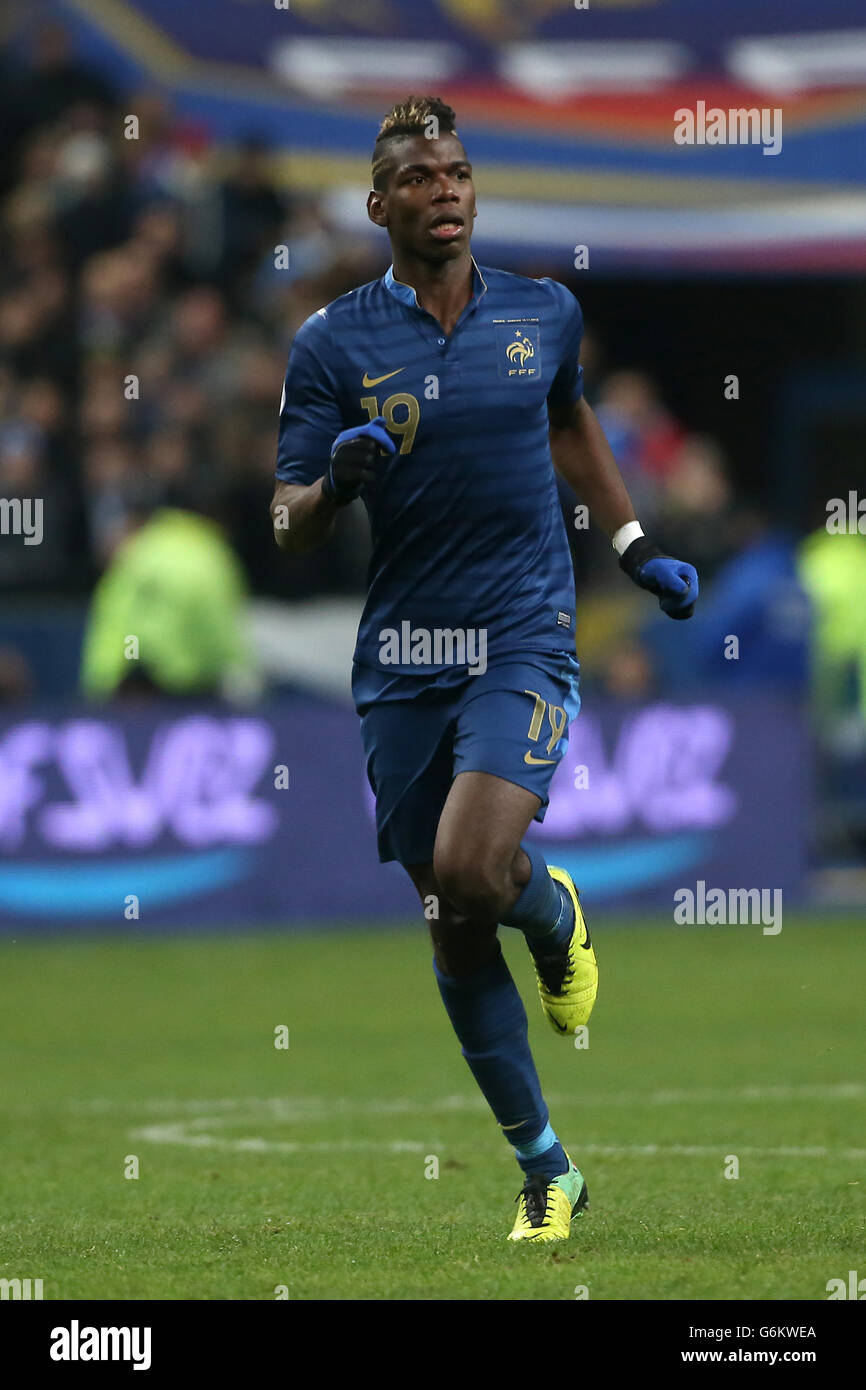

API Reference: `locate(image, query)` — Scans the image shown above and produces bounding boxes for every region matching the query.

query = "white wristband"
[612,520,644,556]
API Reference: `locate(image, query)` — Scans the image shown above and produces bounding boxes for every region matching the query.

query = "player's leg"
[359,696,556,1159]
[404,860,574,1182]
[429,763,593,1239]
[408,845,590,1242]
[360,683,589,1239]
[433,768,571,949]
[437,652,598,1037]
[361,697,573,1194]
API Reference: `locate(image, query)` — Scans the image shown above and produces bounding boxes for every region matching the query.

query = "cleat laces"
[517,1175,555,1227]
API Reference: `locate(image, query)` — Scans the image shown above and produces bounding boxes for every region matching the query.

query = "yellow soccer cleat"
[508,1156,589,1243]
[531,867,598,1036]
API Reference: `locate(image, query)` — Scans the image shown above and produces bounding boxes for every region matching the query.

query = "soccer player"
[271,97,698,1242]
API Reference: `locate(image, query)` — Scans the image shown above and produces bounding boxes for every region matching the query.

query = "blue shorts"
[359,651,580,866]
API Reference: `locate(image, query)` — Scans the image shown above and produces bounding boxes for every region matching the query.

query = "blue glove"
[620,537,699,620]
[321,415,396,506]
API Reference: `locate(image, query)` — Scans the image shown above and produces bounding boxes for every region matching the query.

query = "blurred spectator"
[642,510,811,695]
[654,435,741,584]
[81,438,144,565]
[7,21,117,151]
[79,245,161,353]
[0,645,35,703]
[216,136,287,303]
[600,640,657,702]
[80,493,254,701]
[797,528,866,735]
[593,369,687,521]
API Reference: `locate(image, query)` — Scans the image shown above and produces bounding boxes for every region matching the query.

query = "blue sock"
[500,841,574,951]
[433,944,569,1179]
[513,1122,571,1179]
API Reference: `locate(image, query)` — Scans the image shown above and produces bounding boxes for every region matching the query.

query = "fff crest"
[495,323,541,380]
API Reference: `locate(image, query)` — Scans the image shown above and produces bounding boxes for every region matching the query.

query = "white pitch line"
[69,1080,866,1119]
[128,1119,866,1163]
[76,1094,476,1117]
[629,1083,866,1107]
[576,1142,866,1161]
[130,1123,428,1155]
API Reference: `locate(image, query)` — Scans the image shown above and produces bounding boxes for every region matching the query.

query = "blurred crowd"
[1,19,865,785]
[0,20,378,606]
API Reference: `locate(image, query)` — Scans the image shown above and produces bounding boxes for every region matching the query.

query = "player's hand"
[321,415,396,505]
[619,536,699,620]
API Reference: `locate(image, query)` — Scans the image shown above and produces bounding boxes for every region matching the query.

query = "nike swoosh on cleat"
[362,368,405,387]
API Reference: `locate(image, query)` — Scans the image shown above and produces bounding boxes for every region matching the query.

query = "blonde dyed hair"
[372,96,459,190]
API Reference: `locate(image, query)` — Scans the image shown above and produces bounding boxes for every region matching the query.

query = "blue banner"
[38,0,866,270]
[0,692,808,931]
[61,1,866,75]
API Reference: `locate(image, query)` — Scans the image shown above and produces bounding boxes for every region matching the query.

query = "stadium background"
[0,0,864,1303]
[2,0,865,926]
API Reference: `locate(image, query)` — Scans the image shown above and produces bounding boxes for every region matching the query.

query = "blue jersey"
[275,261,584,709]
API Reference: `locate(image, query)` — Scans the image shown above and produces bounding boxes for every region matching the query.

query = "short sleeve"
[543,279,584,413]
[275,309,345,485]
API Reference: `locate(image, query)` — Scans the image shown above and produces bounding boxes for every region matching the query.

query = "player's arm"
[271,477,337,555]
[548,394,636,539]
[270,311,394,556]
[544,276,698,619]
[271,418,396,555]
[550,394,699,620]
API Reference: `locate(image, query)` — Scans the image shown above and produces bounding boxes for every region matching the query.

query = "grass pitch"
[0,916,863,1300]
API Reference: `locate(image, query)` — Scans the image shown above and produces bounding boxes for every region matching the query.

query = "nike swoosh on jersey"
[524,751,557,765]
[362,368,405,387]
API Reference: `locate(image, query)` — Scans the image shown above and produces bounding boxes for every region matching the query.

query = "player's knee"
[433,845,506,921]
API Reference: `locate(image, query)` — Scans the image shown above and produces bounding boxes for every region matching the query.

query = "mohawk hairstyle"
[371,95,459,190]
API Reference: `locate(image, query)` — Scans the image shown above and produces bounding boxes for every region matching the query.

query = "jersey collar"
[384,258,488,311]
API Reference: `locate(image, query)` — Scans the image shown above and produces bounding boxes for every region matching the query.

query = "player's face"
[368,133,476,262]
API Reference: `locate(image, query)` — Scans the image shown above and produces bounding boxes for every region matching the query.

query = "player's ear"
[367,189,388,228]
